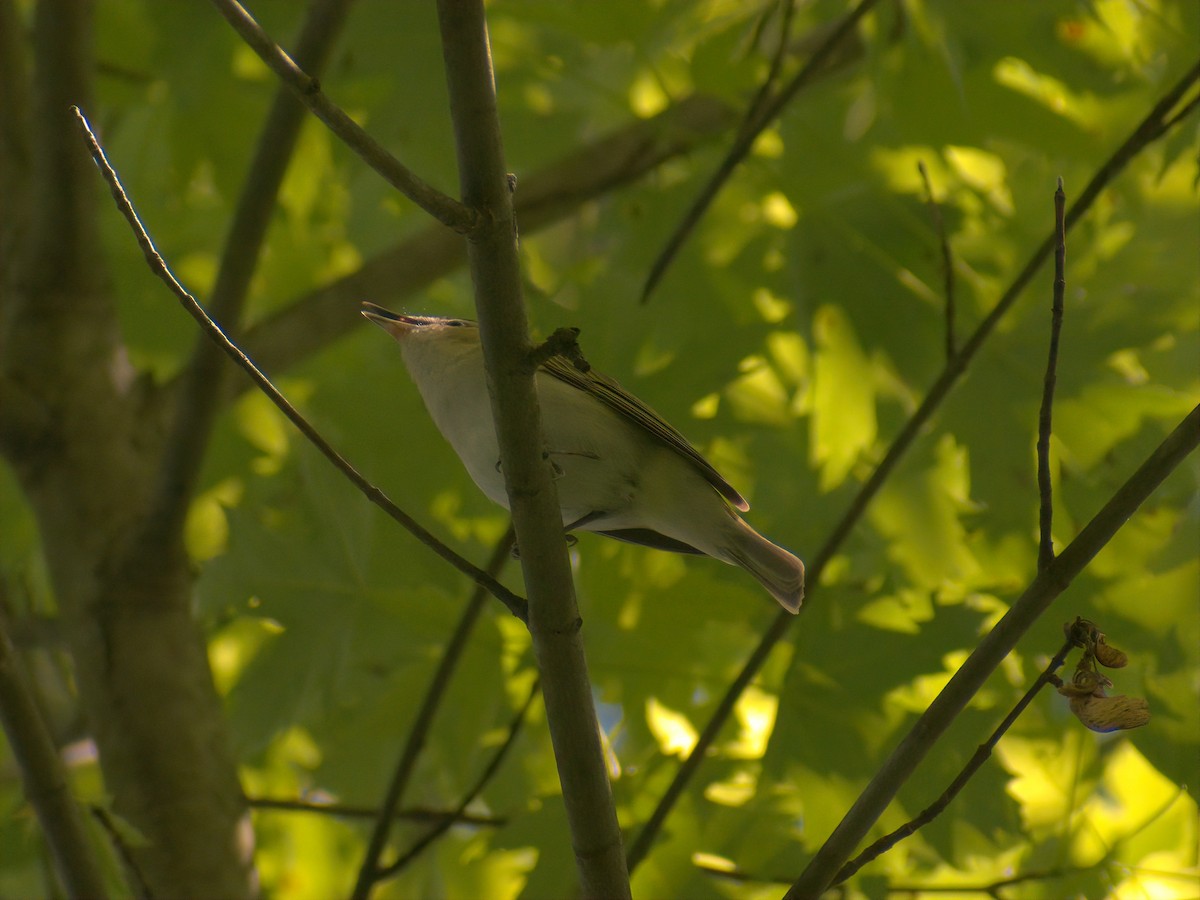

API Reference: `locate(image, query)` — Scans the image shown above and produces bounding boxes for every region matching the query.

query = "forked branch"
[73,108,527,621]
[207,0,476,232]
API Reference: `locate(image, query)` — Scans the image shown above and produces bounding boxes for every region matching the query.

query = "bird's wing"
[540,355,750,511]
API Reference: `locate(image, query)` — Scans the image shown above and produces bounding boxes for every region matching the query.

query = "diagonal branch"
[641,0,883,302]
[741,0,798,134]
[148,0,355,553]
[831,634,1076,885]
[206,0,475,232]
[0,608,111,899]
[352,526,514,897]
[73,108,527,622]
[788,403,1200,898]
[624,57,1200,873]
[377,676,541,879]
[1036,178,1068,572]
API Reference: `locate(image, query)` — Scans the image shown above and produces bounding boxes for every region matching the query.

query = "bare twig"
[625,59,1200,874]
[831,636,1076,885]
[246,796,505,827]
[206,0,475,233]
[352,526,514,898]
[695,859,1094,894]
[641,0,882,302]
[918,160,956,360]
[378,677,541,878]
[1161,87,1200,131]
[150,0,354,550]
[740,0,798,135]
[72,108,527,622]
[0,610,110,899]
[1036,179,1068,572]
[90,805,152,900]
[891,866,1092,896]
[788,403,1200,898]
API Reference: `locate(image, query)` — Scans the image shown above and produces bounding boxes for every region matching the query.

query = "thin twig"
[696,859,1093,894]
[351,526,514,899]
[90,805,153,900]
[205,0,476,233]
[740,0,797,137]
[246,796,505,827]
[1160,87,1200,131]
[377,676,542,879]
[625,58,1200,874]
[1037,179,1068,572]
[641,0,882,302]
[831,637,1076,885]
[788,403,1200,898]
[0,610,110,899]
[918,160,956,360]
[149,0,354,550]
[71,107,527,622]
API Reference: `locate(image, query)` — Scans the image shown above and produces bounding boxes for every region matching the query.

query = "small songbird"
[362,302,804,612]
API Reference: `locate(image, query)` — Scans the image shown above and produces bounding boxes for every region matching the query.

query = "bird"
[362,302,804,612]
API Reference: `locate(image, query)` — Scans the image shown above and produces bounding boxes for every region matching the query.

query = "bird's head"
[362,302,479,348]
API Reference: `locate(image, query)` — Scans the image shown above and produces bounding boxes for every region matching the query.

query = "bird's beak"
[361,302,416,339]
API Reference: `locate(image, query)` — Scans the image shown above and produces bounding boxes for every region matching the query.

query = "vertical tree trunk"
[0,1,256,895]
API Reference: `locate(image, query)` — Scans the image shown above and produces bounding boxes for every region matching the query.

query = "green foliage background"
[2,0,1197,897]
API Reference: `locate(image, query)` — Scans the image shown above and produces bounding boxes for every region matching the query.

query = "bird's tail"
[724,518,805,613]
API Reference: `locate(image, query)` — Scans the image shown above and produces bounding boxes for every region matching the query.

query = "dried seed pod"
[1057,668,1106,698]
[1067,692,1150,733]
[1093,635,1128,668]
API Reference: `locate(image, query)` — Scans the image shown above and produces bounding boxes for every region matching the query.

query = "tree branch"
[352,526,514,897]
[73,108,527,621]
[831,634,1076,885]
[641,0,882,302]
[788,403,1200,898]
[206,0,475,232]
[89,805,152,900]
[147,0,355,549]
[434,1,629,896]
[1036,178,1067,572]
[22,0,104,294]
[740,0,798,135]
[0,611,111,899]
[226,92,736,385]
[0,0,30,301]
[625,58,1200,873]
[247,796,505,827]
[3,5,256,895]
[918,159,956,360]
[378,676,541,879]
